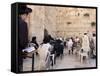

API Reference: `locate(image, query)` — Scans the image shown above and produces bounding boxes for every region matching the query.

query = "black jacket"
[18,17,28,68]
[18,17,28,50]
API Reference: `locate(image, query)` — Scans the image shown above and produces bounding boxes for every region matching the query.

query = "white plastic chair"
[78,49,89,63]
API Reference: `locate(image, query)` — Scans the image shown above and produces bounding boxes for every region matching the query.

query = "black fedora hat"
[18,4,32,15]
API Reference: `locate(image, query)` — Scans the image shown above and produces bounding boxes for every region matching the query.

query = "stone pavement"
[23,50,96,71]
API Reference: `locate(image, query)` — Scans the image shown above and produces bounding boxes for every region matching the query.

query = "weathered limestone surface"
[27,5,96,43]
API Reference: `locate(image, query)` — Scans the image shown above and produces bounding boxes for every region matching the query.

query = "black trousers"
[18,49,23,72]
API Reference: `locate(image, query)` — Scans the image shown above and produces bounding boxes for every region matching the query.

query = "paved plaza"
[23,49,96,71]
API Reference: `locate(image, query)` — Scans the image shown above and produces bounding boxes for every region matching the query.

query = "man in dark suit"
[18,4,32,72]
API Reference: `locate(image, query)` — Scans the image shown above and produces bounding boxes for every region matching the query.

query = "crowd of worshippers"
[29,32,96,58]
[22,32,96,70]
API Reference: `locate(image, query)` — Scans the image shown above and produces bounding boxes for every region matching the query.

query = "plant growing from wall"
[91,22,96,27]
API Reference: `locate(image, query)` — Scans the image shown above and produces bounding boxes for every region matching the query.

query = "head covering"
[32,36,36,42]
[56,39,62,44]
[84,33,87,35]
[18,4,32,15]
[43,36,50,43]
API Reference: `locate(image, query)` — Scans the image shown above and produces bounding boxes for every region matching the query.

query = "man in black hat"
[18,4,32,72]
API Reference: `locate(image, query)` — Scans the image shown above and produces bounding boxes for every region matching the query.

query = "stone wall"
[27,5,96,43]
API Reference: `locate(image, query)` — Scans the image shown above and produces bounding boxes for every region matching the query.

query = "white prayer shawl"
[37,43,51,70]
[82,35,90,52]
[67,39,73,51]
